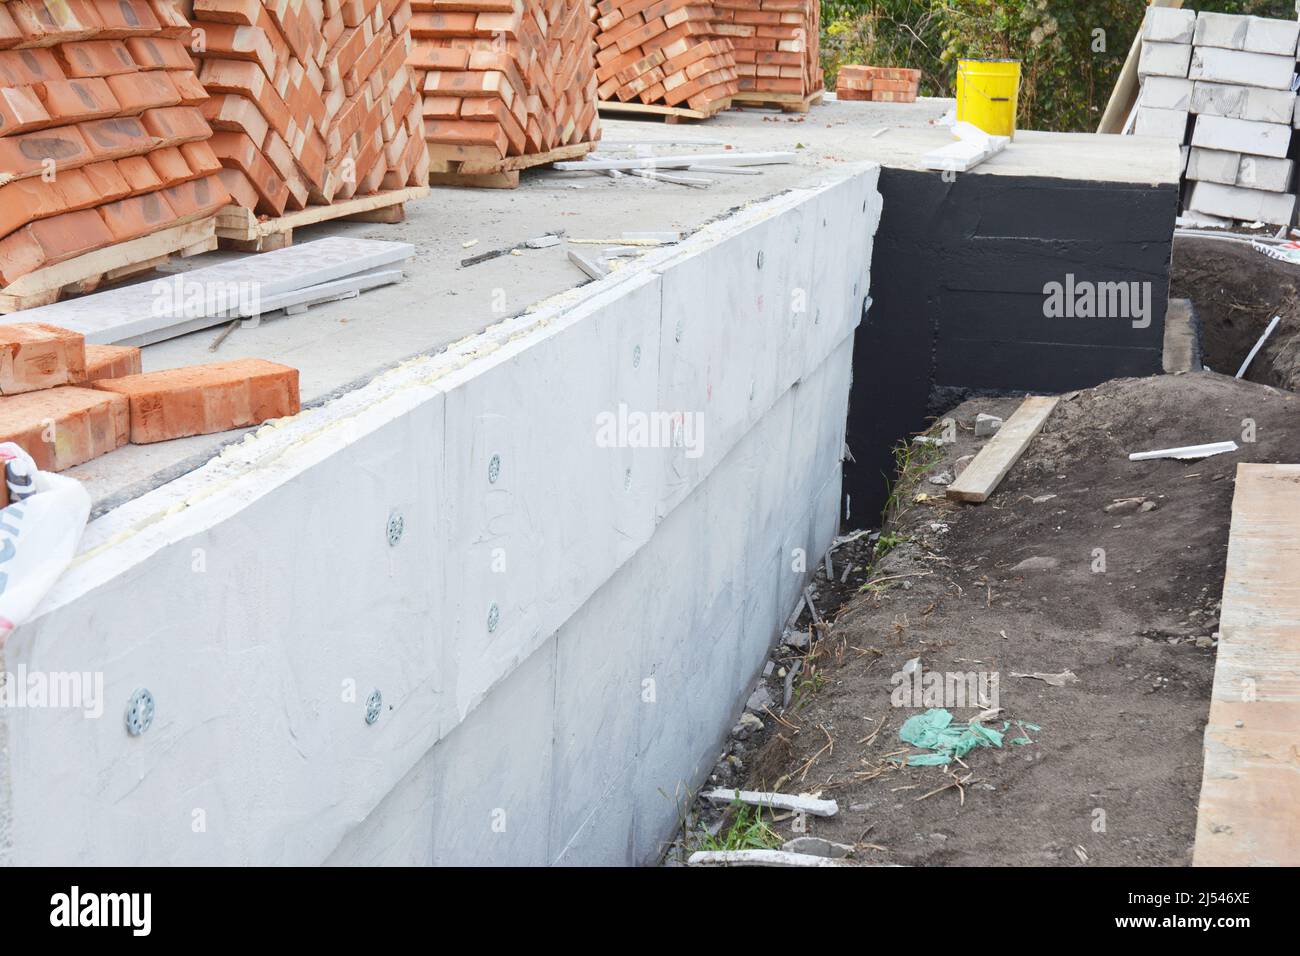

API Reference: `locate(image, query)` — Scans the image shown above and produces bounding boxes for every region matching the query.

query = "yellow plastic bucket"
[956,59,1021,138]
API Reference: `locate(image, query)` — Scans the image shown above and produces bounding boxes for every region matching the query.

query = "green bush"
[821,1,1298,132]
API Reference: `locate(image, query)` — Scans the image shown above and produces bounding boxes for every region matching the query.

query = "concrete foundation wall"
[0,165,880,866]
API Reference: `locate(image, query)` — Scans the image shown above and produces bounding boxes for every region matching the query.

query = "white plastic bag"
[0,442,91,641]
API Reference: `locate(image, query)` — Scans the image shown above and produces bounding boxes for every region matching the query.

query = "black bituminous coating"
[843,167,1178,522]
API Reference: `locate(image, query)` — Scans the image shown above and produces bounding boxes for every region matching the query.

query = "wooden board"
[0,218,218,314]
[946,396,1060,503]
[215,186,429,251]
[1097,0,1184,134]
[1193,463,1300,867]
[427,142,595,189]
[730,90,824,114]
[598,100,729,124]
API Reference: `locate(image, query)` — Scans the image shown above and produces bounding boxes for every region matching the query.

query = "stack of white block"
[1136,8,1300,227]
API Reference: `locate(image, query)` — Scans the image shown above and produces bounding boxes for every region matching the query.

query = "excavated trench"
[1171,236,1300,391]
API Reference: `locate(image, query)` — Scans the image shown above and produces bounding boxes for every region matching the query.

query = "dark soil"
[700,372,1300,867]
[1172,236,1300,391]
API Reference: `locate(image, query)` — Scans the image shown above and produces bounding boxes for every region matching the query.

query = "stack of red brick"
[182,0,429,218]
[407,0,600,165]
[716,0,820,101]
[0,323,299,484]
[836,65,921,103]
[0,0,230,289]
[593,0,738,115]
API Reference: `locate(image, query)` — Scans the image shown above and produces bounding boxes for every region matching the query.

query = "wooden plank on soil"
[946,396,1059,504]
[1193,463,1300,867]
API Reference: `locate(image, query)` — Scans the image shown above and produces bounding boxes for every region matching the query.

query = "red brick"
[32,76,121,124]
[78,115,155,161]
[0,126,92,182]
[78,344,141,383]
[106,70,182,114]
[192,0,262,26]
[95,0,163,39]
[158,174,230,223]
[169,70,212,106]
[180,140,224,178]
[9,0,104,46]
[0,87,52,136]
[0,48,64,86]
[140,105,213,147]
[0,386,129,472]
[145,145,192,185]
[55,40,138,77]
[124,36,194,71]
[116,154,165,193]
[0,6,22,50]
[91,359,300,444]
[212,129,290,212]
[96,189,179,242]
[0,324,87,395]
[147,0,191,39]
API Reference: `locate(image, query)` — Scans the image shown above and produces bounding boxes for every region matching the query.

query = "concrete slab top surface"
[70,96,1179,513]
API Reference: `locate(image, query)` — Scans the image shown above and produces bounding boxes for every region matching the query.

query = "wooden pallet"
[730,90,825,114]
[426,142,596,188]
[598,99,730,124]
[215,185,430,252]
[0,217,218,314]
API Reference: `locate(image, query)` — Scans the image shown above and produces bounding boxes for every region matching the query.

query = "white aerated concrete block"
[1192,81,1295,125]
[1194,12,1249,50]
[1144,8,1196,44]
[1143,7,1196,44]
[1186,149,1291,192]
[1186,147,1241,185]
[1189,47,1296,90]
[1135,106,1189,141]
[1193,12,1299,55]
[1140,76,1193,111]
[1246,16,1300,56]
[1187,180,1297,225]
[1139,41,1193,78]
[1238,155,1295,192]
[1191,114,1292,158]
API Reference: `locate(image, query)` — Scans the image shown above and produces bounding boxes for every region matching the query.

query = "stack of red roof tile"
[0,0,230,289]
[183,0,430,219]
[407,0,600,166]
[592,0,738,115]
[716,0,820,101]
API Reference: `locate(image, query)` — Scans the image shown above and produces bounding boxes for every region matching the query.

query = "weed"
[696,803,782,852]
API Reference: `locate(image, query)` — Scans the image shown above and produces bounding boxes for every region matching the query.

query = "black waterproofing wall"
[843,166,1179,523]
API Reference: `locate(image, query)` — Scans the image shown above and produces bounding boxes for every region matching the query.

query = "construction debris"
[699,788,839,818]
[1236,314,1281,377]
[1011,670,1080,687]
[686,849,842,867]
[946,396,1059,503]
[1128,440,1239,462]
